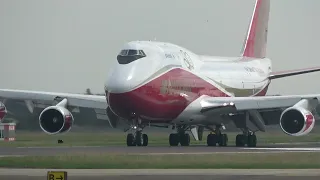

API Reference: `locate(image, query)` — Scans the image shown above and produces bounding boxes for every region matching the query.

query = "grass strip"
[0,152,319,169]
[1,131,319,147]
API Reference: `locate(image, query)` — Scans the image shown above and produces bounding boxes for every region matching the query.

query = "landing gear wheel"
[142,134,148,146]
[218,134,228,146]
[169,133,179,146]
[235,134,246,147]
[247,134,257,147]
[127,133,135,146]
[207,134,218,146]
[135,132,143,146]
[180,133,190,146]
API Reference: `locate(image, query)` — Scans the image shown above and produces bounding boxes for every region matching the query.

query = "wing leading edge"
[0,89,107,110]
[200,95,320,112]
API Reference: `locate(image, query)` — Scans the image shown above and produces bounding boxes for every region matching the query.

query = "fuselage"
[105,41,272,123]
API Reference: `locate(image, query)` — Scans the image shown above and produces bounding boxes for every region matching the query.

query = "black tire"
[247,134,257,147]
[207,134,212,146]
[180,134,190,146]
[207,134,217,146]
[169,133,179,146]
[142,134,148,146]
[135,132,143,146]
[126,133,135,146]
[236,134,246,147]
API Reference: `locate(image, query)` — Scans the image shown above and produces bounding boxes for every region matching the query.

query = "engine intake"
[39,106,74,135]
[280,107,315,136]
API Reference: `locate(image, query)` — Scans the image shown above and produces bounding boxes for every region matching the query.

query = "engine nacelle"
[39,106,74,135]
[0,102,7,122]
[280,106,315,136]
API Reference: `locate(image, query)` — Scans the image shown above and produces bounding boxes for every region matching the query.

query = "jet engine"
[39,99,74,135]
[280,105,315,136]
[0,102,7,122]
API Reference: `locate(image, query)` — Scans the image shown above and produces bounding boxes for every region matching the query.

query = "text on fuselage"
[244,67,264,74]
[160,79,193,95]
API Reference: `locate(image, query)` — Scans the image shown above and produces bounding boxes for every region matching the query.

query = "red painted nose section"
[106,68,230,122]
[107,90,187,121]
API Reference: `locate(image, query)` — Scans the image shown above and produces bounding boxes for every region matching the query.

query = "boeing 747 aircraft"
[1,0,320,147]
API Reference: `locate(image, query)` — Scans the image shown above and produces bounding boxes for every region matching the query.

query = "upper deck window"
[117,49,146,64]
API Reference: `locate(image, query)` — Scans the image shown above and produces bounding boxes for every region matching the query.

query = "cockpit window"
[127,50,138,56]
[117,49,146,64]
[119,50,129,56]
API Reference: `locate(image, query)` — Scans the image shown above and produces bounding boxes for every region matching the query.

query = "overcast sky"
[1,0,320,95]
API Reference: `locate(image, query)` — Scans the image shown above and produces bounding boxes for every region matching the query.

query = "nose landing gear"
[126,130,148,146]
[126,115,149,147]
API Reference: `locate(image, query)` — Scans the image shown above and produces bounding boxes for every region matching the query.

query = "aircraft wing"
[199,95,320,133]
[0,89,108,124]
[200,95,319,113]
[269,66,320,80]
[0,89,107,110]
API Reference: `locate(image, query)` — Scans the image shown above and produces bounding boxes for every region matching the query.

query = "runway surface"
[0,169,319,180]
[0,143,320,156]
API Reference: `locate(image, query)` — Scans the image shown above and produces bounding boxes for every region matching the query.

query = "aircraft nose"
[106,75,131,93]
[105,64,139,93]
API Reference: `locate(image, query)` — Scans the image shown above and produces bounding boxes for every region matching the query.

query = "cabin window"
[117,49,146,64]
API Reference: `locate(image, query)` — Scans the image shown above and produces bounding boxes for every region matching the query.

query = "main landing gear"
[169,125,191,146]
[206,125,228,146]
[235,130,257,147]
[205,125,257,147]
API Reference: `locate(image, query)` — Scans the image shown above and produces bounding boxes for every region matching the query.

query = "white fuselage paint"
[104,41,272,125]
[105,41,271,94]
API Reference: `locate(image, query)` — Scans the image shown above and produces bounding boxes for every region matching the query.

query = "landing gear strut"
[169,125,191,146]
[206,125,228,146]
[236,129,257,147]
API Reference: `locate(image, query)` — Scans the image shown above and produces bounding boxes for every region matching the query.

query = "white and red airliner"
[1,0,320,147]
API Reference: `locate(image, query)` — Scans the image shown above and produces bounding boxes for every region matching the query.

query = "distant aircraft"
[0,101,7,122]
[1,0,320,147]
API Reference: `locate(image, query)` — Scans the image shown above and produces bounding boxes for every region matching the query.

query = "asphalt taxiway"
[0,143,320,156]
[0,169,320,180]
